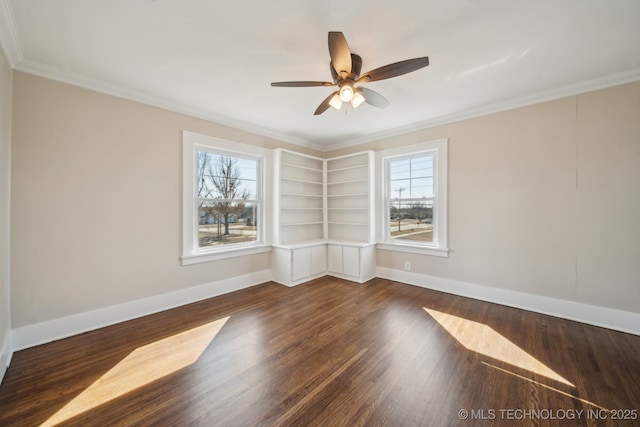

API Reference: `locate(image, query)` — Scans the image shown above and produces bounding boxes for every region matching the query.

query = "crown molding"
[14,58,324,152]
[0,0,22,66]
[324,67,640,152]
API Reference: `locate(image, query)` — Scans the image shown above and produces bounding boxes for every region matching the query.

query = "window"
[182,131,270,264]
[197,151,259,247]
[378,139,448,257]
[387,154,434,243]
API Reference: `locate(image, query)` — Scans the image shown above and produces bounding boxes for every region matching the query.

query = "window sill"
[376,242,449,258]
[181,244,272,265]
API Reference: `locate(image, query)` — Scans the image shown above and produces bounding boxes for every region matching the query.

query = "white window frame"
[182,131,271,265]
[376,138,449,257]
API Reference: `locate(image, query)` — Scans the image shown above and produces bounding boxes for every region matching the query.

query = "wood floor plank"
[1,277,639,426]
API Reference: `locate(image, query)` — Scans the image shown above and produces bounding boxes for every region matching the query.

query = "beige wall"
[330,82,640,314]
[10,72,319,328]
[576,84,640,310]
[0,50,11,362]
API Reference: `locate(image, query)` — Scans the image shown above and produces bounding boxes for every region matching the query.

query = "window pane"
[389,158,411,180]
[389,179,410,198]
[410,177,434,198]
[388,200,433,243]
[197,152,258,200]
[198,200,258,247]
[389,154,434,200]
[410,156,433,174]
[234,157,258,180]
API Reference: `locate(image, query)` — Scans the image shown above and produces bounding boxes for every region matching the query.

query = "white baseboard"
[274,272,328,288]
[327,272,375,284]
[376,267,640,336]
[11,269,272,351]
[0,333,12,385]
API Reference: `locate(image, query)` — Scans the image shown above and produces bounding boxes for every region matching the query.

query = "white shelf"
[281,162,323,172]
[272,239,327,250]
[327,153,370,169]
[326,164,368,173]
[327,179,368,185]
[281,177,323,185]
[326,240,376,248]
[327,193,368,197]
[280,150,323,170]
[281,193,323,197]
[282,222,324,226]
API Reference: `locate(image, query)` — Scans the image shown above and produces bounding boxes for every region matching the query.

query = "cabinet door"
[343,246,360,278]
[310,245,326,276]
[327,244,343,273]
[292,248,311,281]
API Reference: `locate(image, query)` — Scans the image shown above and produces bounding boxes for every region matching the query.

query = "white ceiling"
[1,0,640,151]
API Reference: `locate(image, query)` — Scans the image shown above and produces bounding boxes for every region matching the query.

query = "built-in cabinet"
[272,149,376,286]
[272,242,327,286]
[326,243,376,282]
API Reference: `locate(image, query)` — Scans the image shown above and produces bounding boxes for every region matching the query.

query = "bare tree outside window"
[197,151,259,247]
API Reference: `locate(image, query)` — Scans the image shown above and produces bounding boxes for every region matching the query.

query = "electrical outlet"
[404,261,411,271]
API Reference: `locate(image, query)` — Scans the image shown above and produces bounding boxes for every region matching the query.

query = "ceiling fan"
[271,32,430,115]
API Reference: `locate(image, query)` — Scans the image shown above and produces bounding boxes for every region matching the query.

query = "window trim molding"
[376,138,449,256]
[182,131,271,265]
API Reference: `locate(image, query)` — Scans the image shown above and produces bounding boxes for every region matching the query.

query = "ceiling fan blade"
[351,54,363,78]
[271,81,334,87]
[358,57,429,83]
[328,32,352,77]
[314,91,339,115]
[358,87,390,109]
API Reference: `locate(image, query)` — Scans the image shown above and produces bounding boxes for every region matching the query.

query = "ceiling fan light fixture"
[351,91,365,109]
[329,93,342,110]
[270,32,430,116]
[339,84,354,102]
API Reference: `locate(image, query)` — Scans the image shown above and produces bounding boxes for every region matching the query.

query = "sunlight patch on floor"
[424,308,574,387]
[481,361,606,410]
[41,316,229,427]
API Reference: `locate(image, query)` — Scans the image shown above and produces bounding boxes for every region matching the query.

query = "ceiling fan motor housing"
[330,54,362,82]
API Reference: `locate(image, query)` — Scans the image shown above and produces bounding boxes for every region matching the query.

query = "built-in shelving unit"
[273,149,325,245]
[326,151,375,243]
[272,149,375,286]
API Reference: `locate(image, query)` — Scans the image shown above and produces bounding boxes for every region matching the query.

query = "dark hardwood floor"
[1,277,639,426]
